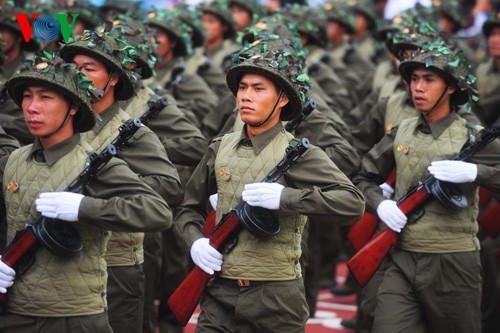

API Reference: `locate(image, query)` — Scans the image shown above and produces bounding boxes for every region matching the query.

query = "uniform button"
[104,231,109,236]
[294,245,299,251]
[295,228,299,233]
[294,260,298,265]
[133,247,137,251]
[101,292,106,297]
[101,270,106,277]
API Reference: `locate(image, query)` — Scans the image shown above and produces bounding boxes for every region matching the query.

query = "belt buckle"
[237,279,250,287]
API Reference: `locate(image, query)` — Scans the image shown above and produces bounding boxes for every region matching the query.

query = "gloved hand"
[377,200,407,233]
[241,182,284,210]
[36,192,84,222]
[190,238,223,275]
[0,255,15,294]
[428,160,477,183]
[209,193,218,210]
[379,182,394,200]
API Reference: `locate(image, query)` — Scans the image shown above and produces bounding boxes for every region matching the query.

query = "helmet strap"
[420,83,450,117]
[248,89,283,128]
[41,105,72,139]
[89,70,114,103]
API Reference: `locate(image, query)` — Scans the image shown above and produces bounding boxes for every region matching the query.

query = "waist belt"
[214,277,269,287]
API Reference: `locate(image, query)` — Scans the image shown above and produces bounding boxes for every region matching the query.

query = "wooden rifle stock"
[347,184,431,287]
[348,169,397,251]
[479,203,500,238]
[348,122,500,287]
[167,212,240,326]
[168,138,311,326]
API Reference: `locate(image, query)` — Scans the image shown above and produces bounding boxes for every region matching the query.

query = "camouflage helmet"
[482,10,500,37]
[279,5,327,48]
[172,3,206,48]
[228,0,263,19]
[433,0,465,31]
[105,15,156,79]
[226,38,312,120]
[0,2,40,52]
[323,1,356,34]
[6,52,97,132]
[346,0,380,31]
[239,15,308,67]
[147,10,193,58]
[66,0,102,31]
[399,40,477,106]
[198,0,236,40]
[389,22,439,58]
[60,30,136,100]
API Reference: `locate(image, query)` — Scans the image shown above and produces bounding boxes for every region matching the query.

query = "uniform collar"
[236,122,284,155]
[29,134,81,166]
[93,101,120,132]
[415,112,458,139]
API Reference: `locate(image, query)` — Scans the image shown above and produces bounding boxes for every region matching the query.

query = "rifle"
[348,169,397,252]
[285,99,317,133]
[168,137,311,326]
[347,123,500,287]
[139,96,169,126]
[0,117,142,302]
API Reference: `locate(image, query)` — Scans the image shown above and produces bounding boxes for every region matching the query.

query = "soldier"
[474,10,500,127]
[347,0,386,65]
[0,55,171,333]
[228,0,262,32]
[199,0,241,71]
[60,31,182,333]
[173,3,231,98]
[323,1,375,101]
[175,36,365,332]
[147,10,218,128]
[0,3,40,145]
[354,40,500,333]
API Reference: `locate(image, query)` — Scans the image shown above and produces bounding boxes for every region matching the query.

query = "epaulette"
[210,136,224,145]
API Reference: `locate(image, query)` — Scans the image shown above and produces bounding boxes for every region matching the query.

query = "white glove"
[428,160,477,183]
[241,182,284,210]
[36,192,84,222]
[190,238,223,275]
[0,255,15,294]
[209,193,218,210]
[377,200,407,233]
[379,182,394,199]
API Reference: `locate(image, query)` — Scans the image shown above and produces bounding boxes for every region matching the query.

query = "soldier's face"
[21,85,77,147]
[236,73,288,127]
[231,5,252,31]
[410,68,454,112]
[0,27,20,54]
[354,14,369,33]
[327,21,343,43]
[488,27,500,58]
[154,29,176,59]
[202,13,227,42]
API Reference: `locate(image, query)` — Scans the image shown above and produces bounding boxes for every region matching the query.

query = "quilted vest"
[394,117,479,253]
[81,109,144,266]
[214,130,307,280]
[3,141,110,316]
[384,90,417,133]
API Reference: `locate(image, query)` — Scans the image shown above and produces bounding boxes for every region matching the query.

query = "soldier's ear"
[278,93,289,108]
[447,86,456,95]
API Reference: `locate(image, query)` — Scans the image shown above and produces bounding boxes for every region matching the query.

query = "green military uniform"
[0,55,171,333]
[199,0,240,71]
[354,41,500,333]
[61,32,181,333]
[175,36,365,333]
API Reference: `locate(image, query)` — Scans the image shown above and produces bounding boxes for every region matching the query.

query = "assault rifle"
[285,99,317,133]
[168,138,311,326]
[139,96,169,126]
[0,117,142,303]
[348,169,397,251]
[347,123,500,287]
